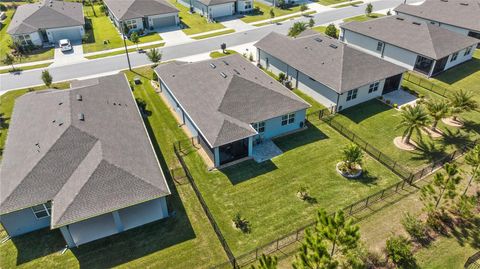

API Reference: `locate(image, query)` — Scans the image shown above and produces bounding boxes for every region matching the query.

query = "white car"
[59,39,72,52]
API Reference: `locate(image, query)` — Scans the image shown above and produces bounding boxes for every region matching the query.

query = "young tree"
[293,227,337,269]
[424,99,449,132]
[463,145,480,196]
[288,22,308,37]
[450,90,478,123]
[41,70,52,87]
[146,48,162,65]
[397,105,430,145]
[220,43,227,54]
[325,24,338,38]
[341,144,363,173]
[421,163,462,213]
[300,3,308,15]
[401,213,427,243]
[365,3,373,16]
[251,254,278,269]
[129,31,140,50]
[385,235,415,268]
[308,18,315,28]
[386,9,391,15]
[2,53,15,71]
[269,8,275,23]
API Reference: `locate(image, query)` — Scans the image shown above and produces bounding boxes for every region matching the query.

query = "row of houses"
[7,0,254,47]
[1,0,479,252]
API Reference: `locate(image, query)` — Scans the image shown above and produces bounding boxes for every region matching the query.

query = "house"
[177,0,253,20]
[254,31,407,111]
[340,16,479,77]
[0,74,170,248]
[155,54,310,167]
[103,0,179,33]
[394,0,480,46]
[7,0,85,46]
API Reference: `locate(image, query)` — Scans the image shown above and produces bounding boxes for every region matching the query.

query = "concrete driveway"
[159,26,192,45]
[52,41,86,67]
[219,18,255,32]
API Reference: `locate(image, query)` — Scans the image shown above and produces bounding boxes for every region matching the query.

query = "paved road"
[0,0,418,93]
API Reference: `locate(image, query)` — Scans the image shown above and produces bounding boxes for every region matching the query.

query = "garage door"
[50,28,82,43]
[211,4,233,18]
[152,16,176,29]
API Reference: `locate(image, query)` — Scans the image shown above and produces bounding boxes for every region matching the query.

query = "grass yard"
[311,25,339,37]
[209,49,238,58]
[82,5,162,53]
[241,2,303,23]
[317,0,349,5]
[253,11,315,26]
[333,1,363,8]
[84,42,165,60]
[343,13,385,22]
[191,29,235,40]
[0,67,228,268]
[0,62,51,74]
[168,0,225,35]
[333,99,480,171]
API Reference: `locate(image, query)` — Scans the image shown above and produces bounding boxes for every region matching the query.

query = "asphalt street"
[0,0,419,93]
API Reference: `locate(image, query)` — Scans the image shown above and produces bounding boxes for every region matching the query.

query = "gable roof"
[155,54,310,148]
[254,32,407,93]
[7,1,85,35]
[0,74,170,228]
[394,0,480,32]
[341,16,479,60]
[103,0,178,21]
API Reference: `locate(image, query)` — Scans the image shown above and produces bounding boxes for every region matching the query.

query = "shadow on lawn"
[220,159,278,185]
[274,122,329,152]
[339,99,390,124]
[434,57,480,85]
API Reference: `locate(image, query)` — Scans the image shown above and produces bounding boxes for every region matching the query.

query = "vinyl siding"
[0,207,50,237]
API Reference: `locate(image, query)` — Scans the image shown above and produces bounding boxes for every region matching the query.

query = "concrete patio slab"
[252,139,283,163]
[383,89,418,109]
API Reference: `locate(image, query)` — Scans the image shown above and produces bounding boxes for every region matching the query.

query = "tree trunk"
[463,165,479,196]
[403,129,412,145]
[431,119,438,131]
[90,0,96,16]
[435,185,447,209]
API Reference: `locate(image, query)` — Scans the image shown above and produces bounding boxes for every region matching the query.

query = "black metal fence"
[465,251,480,269]
[403,72,450,98]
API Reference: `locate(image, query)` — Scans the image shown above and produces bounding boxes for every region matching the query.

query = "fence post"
[349,204,353,215]
[276,240,279,250]
[365,196,370,207]
[255,248,258,260]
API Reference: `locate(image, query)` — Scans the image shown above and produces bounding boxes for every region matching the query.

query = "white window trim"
[281,113,295,126]
[376,41,383,52]
[31,202,51,219]
[252,121,266,133]
[464,46,472,56]
[450,51,459,62]
[346,89,358,101]
[368,81,379,93]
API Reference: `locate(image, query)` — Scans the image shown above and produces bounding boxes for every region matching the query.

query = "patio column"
[214,147,220,167]
[60,226,76,248]
[428,59,437,77]
[248,137,253,157]
[112,211,124,232]
[159,197,169,218]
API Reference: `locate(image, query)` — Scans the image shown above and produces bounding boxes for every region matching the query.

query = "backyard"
[0,68,228,269]
[241,2,303,23]
[168,0,225,35]
[82,5,162,53]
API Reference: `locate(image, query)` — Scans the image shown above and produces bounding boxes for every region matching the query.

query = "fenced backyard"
[403,72,451,98]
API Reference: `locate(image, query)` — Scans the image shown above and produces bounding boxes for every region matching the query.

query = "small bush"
[0,4,7,11]
[297,186,309,201]
[248,52,254,62]
[385,235,415,268]
[401,213,427,243]
[278,72,286,83]
[152,71,158,81]
[233,213,251,233]
[385,99,391,105]
[393,103,398,109]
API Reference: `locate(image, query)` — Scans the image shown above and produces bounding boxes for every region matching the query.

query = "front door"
[432,56,448,76]
[39,29,48,42]
[382,74,402,95]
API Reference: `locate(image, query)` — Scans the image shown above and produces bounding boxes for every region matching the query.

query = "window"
[281,113,295,126]
[450,51,459,62]
[244,1,252,9]
[346,89,358,101]
[464,46,472,56]
[376,41,384,52]
[368,81,380,93]
[252,121,265,133]
[32,202,52,219]
[18,34,33,46]
[126,20,137,30]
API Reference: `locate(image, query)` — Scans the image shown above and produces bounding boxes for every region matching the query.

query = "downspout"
[381,42,386,58]
[335,92,340,112]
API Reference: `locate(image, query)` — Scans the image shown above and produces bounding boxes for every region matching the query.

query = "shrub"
[386,10,391,15]
[401,213,427,243]
[233,213,251,233]
[248,52,254,62]
[325,24,338,38]
[152,71,158,81]
[385,99,391,104]
[385,235,415,268]
[41,70,53,87]
[278,72,286,83]
[393,103,398,109]
[297,186,309,201]
[0,3,6,11]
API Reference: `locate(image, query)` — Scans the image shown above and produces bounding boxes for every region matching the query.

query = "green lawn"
[311,25,339,38]
[0,67,228,268]
[84,43,165,60]
[253,11,315,26]
[82,5,162,53]
[241,2,303,23]
[0,9,54,66]
[0,63,51,74]
[343,13,385,22]
[168,0,225,35]
[317,0,349,5]
[191,29,235,40]
[209,49,238,58]
[333,99,480,171]
[333,1,363,8]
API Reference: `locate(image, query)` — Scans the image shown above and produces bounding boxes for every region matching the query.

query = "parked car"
[59,39,72,52]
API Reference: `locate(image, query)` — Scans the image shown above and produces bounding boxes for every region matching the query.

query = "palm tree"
[146,48,162,66]
[424,99,449,132]
[450,90,478,123]
[288,22,307,37]
[397,105,430,145]
[341,144,363,172]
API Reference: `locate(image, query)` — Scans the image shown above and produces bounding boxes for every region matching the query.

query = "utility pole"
[121,22,132,71]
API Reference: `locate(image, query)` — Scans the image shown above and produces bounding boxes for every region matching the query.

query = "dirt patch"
[442,117,464,127]
[422,127,443,139]
[393,136,417,151]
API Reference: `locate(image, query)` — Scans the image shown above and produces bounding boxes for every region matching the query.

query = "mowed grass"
[84,42,165,60]
[317,0,349,5]
[333,1,363,8]
[209,49,238,58]
[343,13,385,22]
[241,2,303,23]
[0,67,228,268]
[311,25,339,38]
[0,62,51,74]
[191,29,235,40]
[333,99,480,171]
[82,5,162,53]
[0,8,54,66]
[168,0,225,35]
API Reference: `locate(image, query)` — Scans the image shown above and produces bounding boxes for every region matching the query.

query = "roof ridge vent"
[210,63,216,69]
[76,94,82,101]
[233,69,240,75]
[459,2,468,5]
[222,60,229,66]
[440,0,448,2]
[78,113,85,121]
[220,72,227,78]
[412,21,421,25]
[396,17,404,21]
[329,44,338,49]
[314,37,323,43]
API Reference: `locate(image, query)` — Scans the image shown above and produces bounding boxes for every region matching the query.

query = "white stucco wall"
[337,79,386,110]
[443,46,475,70]
[237,0,253,12]
[12,31,43,46]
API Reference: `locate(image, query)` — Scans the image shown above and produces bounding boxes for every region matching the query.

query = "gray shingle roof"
[341,16,479,60]
[394,0,480,32]
[198,0,236,7]
[0,74,170,228]
[254,32,407,94]
[7,1,85,35]
[103,0,178,21]
[155,54,310,148]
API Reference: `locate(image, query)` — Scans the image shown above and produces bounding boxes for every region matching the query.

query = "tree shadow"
[354,170,379,185]
[274,122,329,152]
[220,159,278,185]
[411,139,448,163]
[339,99,391,124]
[441,128,472,150]
[82,18,96,45]
[449,216,480,250]
[434,57,480,85]
[461,120,480,136]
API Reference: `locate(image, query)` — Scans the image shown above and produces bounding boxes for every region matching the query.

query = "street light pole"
[121,22,132,71]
